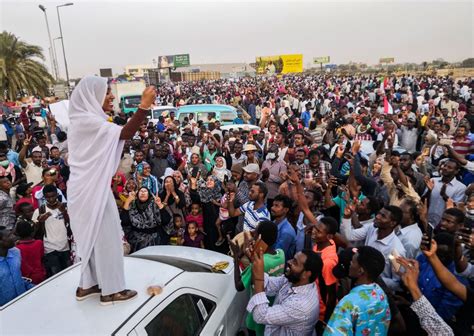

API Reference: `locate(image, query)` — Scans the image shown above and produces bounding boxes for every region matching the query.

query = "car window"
[220,111,236,122]
[123,96,141,108]
[178,113,191,123]
[144,294,215,336]
[196,112,210,122]
[152,109,175,119]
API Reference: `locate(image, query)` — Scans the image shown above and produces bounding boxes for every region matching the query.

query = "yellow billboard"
[256,54,303,75]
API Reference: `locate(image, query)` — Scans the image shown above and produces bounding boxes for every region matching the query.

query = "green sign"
[313,56,330,64]
[174,54,190,68]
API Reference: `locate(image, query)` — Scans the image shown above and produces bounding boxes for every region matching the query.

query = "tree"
[0,31,54,101]
[461,58,474,68]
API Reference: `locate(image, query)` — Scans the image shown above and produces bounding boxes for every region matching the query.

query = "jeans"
[43,250,71,278]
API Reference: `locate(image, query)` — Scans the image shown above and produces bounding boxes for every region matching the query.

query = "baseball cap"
[242,163,260,175]
[16,182,33,197]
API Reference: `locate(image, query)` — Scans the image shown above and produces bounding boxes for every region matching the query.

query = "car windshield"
[123,96,141,108]
[152,109,175,119]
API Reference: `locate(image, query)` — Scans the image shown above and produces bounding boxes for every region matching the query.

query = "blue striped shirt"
[239,201,271,231]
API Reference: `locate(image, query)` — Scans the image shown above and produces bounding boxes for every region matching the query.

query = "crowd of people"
[1,73,474,335]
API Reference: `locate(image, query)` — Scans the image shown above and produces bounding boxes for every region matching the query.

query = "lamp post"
[38,5,59,80]
[56,3,74,97]
[53,37,62,76]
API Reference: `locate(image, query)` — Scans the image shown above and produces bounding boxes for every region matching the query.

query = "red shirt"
[185,214,204,229]
[313,240,339,320]
[15,197,36,213]
[16,239,46,284]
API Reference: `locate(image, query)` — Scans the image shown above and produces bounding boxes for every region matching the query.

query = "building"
[124,64,154,77]
[175,63,255,78]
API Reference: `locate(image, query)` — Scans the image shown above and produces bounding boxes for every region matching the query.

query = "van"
[176,104,238,126]
[148,106,178,125]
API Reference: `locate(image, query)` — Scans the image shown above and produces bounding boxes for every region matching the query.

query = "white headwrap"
[67,76,125,269]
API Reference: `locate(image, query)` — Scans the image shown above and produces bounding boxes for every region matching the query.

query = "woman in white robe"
[68,76,155,304]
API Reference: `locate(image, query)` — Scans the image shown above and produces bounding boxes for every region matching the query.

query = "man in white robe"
[68,76,155,305]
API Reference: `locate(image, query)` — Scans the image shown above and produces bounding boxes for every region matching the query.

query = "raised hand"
[140,86,156,109]
[154,195,163,207]
[352,140,361,155]
[23,135,32,147]
[424,176,434,191]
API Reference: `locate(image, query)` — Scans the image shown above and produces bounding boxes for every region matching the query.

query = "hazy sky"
[2,0,473,78]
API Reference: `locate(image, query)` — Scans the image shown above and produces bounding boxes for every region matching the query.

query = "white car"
[1,246,248,336]
[219,124,261,133]
[148,106,177,126]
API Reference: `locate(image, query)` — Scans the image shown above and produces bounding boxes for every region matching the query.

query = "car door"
[131,288,226,336]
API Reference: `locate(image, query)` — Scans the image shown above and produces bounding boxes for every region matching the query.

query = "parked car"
[220,124,261,133]
[177,104,238,126]
[148,106,178,126]
[1,246,248,336]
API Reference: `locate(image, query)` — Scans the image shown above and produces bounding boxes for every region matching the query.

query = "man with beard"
[399,152,426,196]
[427,159,466,226]
[341,205,406,290]
[324,246,391,335]
[247,248,322,335]
[229,220,285,336]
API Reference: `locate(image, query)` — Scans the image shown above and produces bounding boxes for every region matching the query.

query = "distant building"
[124,64,154,77]
[175,63,255,78]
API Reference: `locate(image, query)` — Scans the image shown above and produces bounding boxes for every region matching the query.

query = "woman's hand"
[139,86,156,110]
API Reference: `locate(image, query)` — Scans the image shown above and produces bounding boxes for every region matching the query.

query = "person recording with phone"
[32,184,71,277]
[31,168,67,209]
[427,159,467,227]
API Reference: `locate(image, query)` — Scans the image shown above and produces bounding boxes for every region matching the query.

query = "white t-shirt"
[0,124,7,141]
[24,161,43,186]
[33,206,69,253]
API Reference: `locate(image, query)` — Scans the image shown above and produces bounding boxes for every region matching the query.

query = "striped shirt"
[452,136,474,156]
[239,201,270,231]
[247,273,319,336]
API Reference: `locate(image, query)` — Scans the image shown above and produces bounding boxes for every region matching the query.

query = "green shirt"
[241,249,286,335]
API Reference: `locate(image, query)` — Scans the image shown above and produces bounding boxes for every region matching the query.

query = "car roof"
[133,246,233,274]
[220,124,260,131]
[177,104,236,113]
[1,247,233,335]
[152,106,177,111]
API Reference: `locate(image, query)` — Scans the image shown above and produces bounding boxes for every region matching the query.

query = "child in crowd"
[215,179,236,246]
[186,202,204,232]
[14,220,46,284]
[169,214,185,246]
[182,221,204,248]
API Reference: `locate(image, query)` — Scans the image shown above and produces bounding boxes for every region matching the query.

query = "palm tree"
[0,31,54,101]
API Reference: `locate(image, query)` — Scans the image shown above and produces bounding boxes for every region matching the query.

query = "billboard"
[313,56,330,64]
[379,57,395,64]
[99,68,113,77]
[158,54,190,69]
[255,54,303,75]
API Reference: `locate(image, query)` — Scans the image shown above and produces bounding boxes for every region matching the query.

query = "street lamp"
[53,37,62,76]
[38,5,59,80]
[56,2,74,97]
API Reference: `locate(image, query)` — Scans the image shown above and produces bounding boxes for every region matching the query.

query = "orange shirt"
[313,240,338,320]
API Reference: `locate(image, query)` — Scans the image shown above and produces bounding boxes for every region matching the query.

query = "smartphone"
[191,166,199,178]
[389,249,402,273]
[426,223,434,251]
[252,239,268,261]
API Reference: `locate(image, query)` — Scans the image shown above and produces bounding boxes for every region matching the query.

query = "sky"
[1,0,473,78]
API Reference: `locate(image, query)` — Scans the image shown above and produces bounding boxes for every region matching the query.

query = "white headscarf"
[67,76,125,269]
